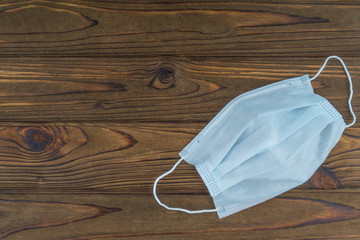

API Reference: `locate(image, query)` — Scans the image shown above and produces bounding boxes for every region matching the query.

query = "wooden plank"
[0,57,358,124]
[0,122,358,193]
[0,191,359,239]
[0,1,359,57]
[0,2,357,240]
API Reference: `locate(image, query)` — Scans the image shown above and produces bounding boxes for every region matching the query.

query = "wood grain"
[0,57,358,124]
[0,1,359,57]
[0,191,358,239]
[0,122,357,193]
[0,197,120,239]
[0,1,358,239]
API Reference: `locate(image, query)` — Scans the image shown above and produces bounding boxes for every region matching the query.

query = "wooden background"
[0,0,359,239]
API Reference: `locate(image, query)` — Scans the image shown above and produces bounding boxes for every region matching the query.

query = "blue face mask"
[153,56,356,219]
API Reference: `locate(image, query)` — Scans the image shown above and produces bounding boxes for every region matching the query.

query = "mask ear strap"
[309,55,357,128]
[153,158,218,214]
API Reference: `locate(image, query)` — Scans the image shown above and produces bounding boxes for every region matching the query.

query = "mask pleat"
[214,118,345,219]
[198,90,316,172]
[212,100,322,178]
[215,112,335,195]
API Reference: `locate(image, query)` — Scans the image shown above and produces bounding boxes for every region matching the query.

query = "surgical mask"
[153,56,356,219]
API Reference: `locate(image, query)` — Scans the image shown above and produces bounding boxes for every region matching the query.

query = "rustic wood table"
[0,1,359,239]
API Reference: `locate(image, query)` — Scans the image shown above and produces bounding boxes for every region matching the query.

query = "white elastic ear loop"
[309,55,357,128]
[153,158,218,214]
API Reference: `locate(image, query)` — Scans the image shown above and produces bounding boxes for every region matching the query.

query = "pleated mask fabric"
[153,56,356,219]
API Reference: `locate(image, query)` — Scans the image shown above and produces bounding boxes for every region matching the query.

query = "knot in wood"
[22,127,53,152]
[149,64,175,90]
[93,100,106,110]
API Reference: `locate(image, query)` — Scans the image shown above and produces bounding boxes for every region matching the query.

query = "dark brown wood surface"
[0,122,358,194]
[0,0,360,57]
[0,57,358,123]
[0,0,358,239]
[0,191,359,240]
